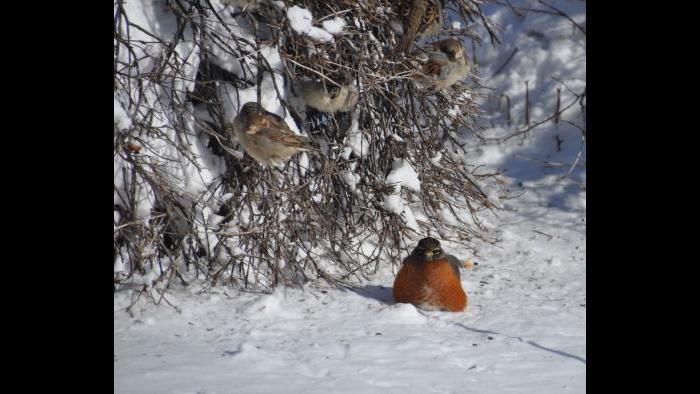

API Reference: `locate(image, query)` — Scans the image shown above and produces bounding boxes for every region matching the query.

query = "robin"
[393,237,467,312]
[228,102,319,167]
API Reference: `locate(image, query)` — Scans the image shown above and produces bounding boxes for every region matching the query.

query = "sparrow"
[396,0,443,54]
[393,237,468,312]
[417,38,470,91]
[228,102,319,167]
[219,0,260,12]
[296,78,359,113]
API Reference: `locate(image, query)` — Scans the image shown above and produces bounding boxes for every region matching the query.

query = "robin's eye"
[434,248,441,254]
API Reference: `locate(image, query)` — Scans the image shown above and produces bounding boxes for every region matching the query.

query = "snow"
[322,17,347,34]
[385,159,420,192]
[287,6,334,43]
[344,110,369,157]
[113,255,125,273]
[341,171,360,193]
[113,96,131,131]
[306,26,335,44]
[115,192,585,391]
[115,1,585,392]
[287,6,313,33]
[381,193,403,214]
[381,159,421,230]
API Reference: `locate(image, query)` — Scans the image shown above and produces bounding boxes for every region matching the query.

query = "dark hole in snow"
[487,336,494,340]
[472,343,478,346]
[375,332,382,336]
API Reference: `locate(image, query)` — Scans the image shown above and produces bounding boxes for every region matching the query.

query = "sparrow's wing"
[265,132,313,149]
[398,0,429,53]
[428,51,450,65]
[246,115,313,149]
[245,112,292,135]
[423,62,442,76]
[423,52,449,76]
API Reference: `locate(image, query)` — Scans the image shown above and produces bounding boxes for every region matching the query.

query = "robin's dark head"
[413,237,444,261]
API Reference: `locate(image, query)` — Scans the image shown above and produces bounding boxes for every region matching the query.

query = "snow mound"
[381,303,426,324]
[237,291,302,319]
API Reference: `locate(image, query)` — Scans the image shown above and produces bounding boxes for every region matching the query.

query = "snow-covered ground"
[114,1,585,393]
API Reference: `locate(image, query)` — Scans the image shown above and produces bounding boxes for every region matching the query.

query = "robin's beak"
[424,250,435,261]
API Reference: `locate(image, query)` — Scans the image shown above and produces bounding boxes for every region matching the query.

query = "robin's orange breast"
[393,259,467,312]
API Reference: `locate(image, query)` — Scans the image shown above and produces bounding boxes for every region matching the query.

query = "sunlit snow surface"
[115,1,585,392]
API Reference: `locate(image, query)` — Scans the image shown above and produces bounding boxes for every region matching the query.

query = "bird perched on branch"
[415,38,470,91]
[228,102,319,167]
[393,237,468,312]
[396,0,443,54]
[219,0,260,12]
[296,73,359,113]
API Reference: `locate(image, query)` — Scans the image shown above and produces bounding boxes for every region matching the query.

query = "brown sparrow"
[219,0,260,12]
[296,77,359,113]
[228,102,318,167]
[396,0,443,54]
[418,38,470,91]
